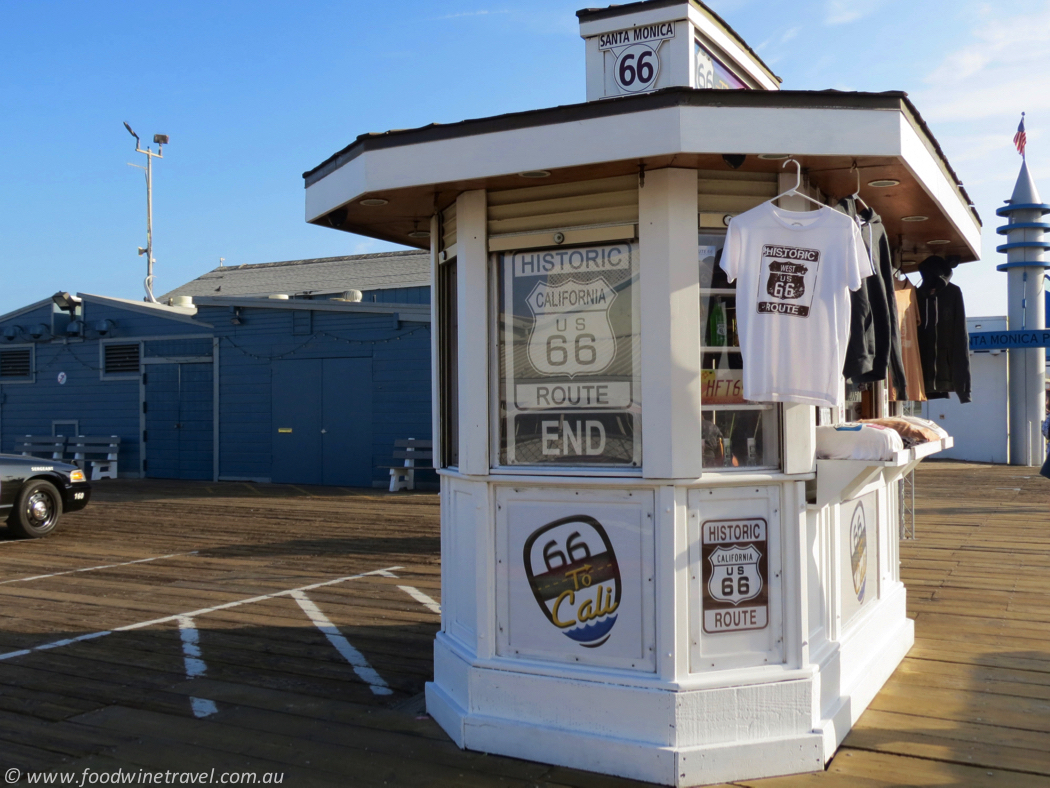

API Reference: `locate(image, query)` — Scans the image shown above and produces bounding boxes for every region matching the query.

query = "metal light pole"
[124,122,168,303]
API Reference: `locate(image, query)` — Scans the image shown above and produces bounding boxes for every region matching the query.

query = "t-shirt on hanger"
[722,202,871,408]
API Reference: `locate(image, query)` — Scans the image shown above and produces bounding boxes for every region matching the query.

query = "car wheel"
[8,480,63,538]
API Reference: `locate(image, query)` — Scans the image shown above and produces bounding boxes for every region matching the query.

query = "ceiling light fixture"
[926,239,951,245]
[359,198,389,206]
[868,179,900,188]
[408,230,431,238]
[757,154,790,160]
[518,170,551,178]
[901,215,928,222]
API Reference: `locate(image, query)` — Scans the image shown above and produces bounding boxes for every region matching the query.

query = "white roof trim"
[306,103,980,259]
[77,293,204,327]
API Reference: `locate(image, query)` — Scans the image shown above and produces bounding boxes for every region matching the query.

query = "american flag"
[1014,113,1027,157]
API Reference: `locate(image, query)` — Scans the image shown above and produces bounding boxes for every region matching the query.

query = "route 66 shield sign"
[523,515,621,648]
[707,544,763,605]
[765,261,807,300]
[526,279,617,377]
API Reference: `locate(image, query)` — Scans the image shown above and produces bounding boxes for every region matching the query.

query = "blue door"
[271,359,323,485]
[271,357,372,487]
[144,363,214,480]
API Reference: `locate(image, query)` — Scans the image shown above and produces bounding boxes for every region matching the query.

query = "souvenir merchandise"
[858,205,906,392]
[860,417,941,447]
[891,278,927,402]
[916,256,972,403]
[899,415,949,440]
[816,423,904,461]
[721,202,871,407]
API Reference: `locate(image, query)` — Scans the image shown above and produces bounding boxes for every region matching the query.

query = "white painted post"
[455,190,489,475]
[639,167,702,479]
[430,213,441,470]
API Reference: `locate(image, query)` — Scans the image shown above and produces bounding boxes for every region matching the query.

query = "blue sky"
[3,0,1047,317]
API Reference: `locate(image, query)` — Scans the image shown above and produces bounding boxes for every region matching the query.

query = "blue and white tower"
[996,159,1049,465]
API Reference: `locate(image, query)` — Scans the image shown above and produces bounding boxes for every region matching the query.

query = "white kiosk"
[303,2,978,784]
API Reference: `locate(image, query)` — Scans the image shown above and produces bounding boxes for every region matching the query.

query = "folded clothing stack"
[860,417,945,448]
[816,423,904,461]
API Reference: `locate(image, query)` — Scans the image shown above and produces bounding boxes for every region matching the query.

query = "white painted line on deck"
[177,616,216,718]
[190,697,218,717]
[0,551,199,585]
[398,585,441,615]
[177,617,208,678]
[0,565,404,662]
[291,590,392,696]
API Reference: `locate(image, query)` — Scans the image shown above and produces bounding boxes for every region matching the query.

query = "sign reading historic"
[757,245,820,318]
[501,243,640,466]
[701,518,769,633]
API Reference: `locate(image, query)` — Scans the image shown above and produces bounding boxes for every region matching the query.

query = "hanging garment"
[916,255,971,403]
[890,278,927,402]
[836,199,906,392]
[721,202,871,407]
[859,206,906,393]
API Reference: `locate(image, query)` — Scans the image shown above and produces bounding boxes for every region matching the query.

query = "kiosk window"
[497,242,641,467]
[438,257,459,467]
[699,233,780,470]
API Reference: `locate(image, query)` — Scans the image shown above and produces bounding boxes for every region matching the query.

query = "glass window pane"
[699,232,781,471]
[498,243,641,467]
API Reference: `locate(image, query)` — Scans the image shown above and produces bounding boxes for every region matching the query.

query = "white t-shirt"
[721,203,871,407]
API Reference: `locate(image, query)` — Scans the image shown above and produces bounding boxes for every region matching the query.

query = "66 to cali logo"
[614,44,660,93]
[523,515,621,648]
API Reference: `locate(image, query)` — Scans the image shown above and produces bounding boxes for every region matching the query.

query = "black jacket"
[837,199,905,391]
[916,256,971,403]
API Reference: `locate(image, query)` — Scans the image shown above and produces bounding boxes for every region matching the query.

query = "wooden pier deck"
[0,462,1047,786]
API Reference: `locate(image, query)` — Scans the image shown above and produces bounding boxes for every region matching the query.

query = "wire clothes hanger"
[851,162,870,212]
[771,158,825,210]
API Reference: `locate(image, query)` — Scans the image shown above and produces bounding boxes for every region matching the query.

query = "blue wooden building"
[0,250,433,487]
[0,293,213,478]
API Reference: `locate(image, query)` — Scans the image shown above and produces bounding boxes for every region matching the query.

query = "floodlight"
[153,134,169,145]
[51,291,81,311]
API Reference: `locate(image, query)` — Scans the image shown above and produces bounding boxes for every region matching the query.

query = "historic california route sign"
[701,518,769,633]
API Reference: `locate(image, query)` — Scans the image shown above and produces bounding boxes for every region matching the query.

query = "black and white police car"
[0,455,92,538]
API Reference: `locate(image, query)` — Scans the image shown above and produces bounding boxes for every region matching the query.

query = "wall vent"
[104,343,140,374]
[0,348,31,378]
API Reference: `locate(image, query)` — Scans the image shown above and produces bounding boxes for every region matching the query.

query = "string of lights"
[35,343,103,373]
[220,325,430,361]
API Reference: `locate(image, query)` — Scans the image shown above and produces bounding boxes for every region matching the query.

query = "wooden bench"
[17,435,67,461]
[380,438,433,492]
[69,435,120,480]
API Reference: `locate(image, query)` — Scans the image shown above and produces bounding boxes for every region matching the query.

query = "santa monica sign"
[969,330,1050,350]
